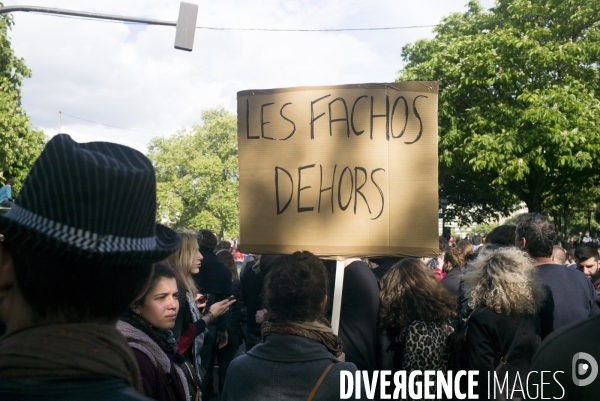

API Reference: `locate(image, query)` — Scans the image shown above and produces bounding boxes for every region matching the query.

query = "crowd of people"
[1,134,600,400]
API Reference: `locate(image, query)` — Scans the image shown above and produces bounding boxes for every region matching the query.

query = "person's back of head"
[197,229,218,252]
[516,213,556,258]
[444,240,474,270]
[217,248,238,280]
[443,248,461,271]
[264,251,328,322]
[379,258,456,330]
[6,179,14,186]
[455,239,474,256]
[438,236,450,253]
[215,240,232,253]
[0,134,181,327]
[552,245,567,265]
[485,225,517,247]
[566,249,575,264]
[463,245,545,316]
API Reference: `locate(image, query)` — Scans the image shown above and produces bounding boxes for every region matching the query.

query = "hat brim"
[0,212,181,266]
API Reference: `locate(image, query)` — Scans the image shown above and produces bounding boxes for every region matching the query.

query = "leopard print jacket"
[394,320,454,400]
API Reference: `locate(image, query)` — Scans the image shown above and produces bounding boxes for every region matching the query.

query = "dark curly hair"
[516,213,556,258]
[379,258,457,330]
[264,251,328,322]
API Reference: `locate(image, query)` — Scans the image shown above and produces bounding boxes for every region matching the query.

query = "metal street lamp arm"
[0,5,176,26]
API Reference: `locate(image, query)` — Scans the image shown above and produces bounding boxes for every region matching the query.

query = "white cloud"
[4,0,494,153]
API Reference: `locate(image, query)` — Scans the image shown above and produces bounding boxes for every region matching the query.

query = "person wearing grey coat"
[221,335,366,401]
[222,252,367,401]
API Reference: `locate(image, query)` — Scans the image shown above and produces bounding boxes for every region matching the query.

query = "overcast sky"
[4,0,494,153]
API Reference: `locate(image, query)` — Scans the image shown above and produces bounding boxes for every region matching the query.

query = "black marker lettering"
[371,168,385,220]
[297,164,316,213]
[405,95,428,145]
[338,167,354,211]
[391,96,408,139]
[275,166,293,215]
[351,95,368,136]
[370,95,389,140]
[310,94,331,139]
[279,102,296,140]
[328,98,350,137]
[354,167,371,214]
[319,164,337,213]
[246,99,259,139]
[261,102,275,140]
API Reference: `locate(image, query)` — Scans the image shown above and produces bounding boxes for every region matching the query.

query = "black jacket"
[370,257,401,283]
[241,260,262,331]
[228,278,244,344]
[240,255,281,331]
[529,302,600,399]
[441,268,462,296]
[193,250,232,334]
[0,375,152,401]
[325,260,379,373]
[464,307,541,398]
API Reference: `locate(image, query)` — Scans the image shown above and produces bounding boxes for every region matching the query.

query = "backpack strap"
[496,316,525,370]
[307,361,336,401]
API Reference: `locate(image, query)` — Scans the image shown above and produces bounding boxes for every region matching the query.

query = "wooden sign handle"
[331,260,345,335]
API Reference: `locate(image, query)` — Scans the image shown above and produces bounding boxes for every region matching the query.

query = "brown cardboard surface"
[237,82,440,259]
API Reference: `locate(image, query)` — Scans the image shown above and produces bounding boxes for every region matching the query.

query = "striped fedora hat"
[0,134,181,265]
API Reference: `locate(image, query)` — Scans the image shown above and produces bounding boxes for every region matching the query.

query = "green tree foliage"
[545,185,600,238]
[471,221,498,235]
[502,213,522,226]
[399,0,600,223]
[148,107,239,238]
[0,10,46,192]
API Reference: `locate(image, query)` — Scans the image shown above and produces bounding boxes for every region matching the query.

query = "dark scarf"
[261,317,344,357]
[0,322,143,393]
[120,310,178,357]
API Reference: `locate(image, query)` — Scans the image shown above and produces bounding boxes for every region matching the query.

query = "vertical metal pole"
[59,111,61,133]
[331,260,345,335]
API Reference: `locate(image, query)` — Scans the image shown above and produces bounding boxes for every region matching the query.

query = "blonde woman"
[462,245,545,399]
[166,232,234,373]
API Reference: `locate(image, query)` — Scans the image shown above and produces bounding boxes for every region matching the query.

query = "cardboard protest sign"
[237,82,439,259]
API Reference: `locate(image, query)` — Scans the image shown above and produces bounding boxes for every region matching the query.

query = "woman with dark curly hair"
[222,251,364,401]
[379,258,457,390]
[462,245,545,398]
